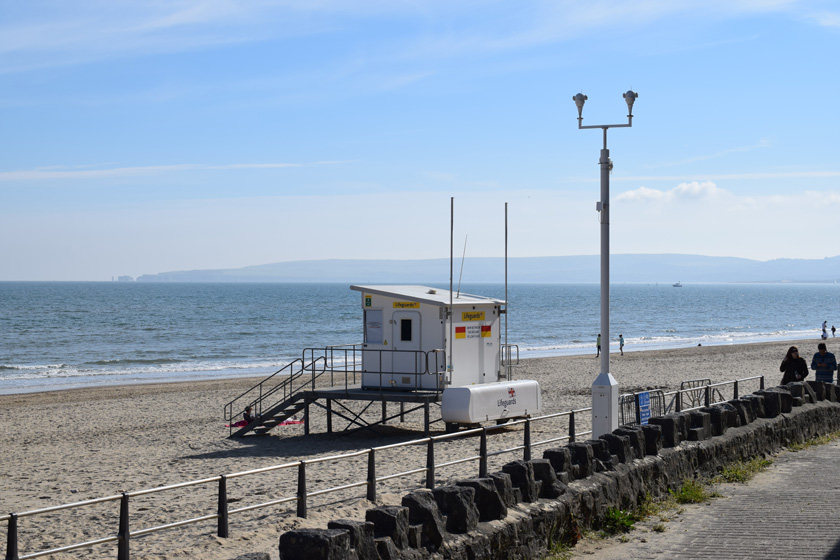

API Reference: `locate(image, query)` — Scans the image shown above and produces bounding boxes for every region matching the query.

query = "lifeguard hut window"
[365,309,383,344]
[400,319,413,342]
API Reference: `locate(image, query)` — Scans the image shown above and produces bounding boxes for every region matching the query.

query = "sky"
[2,1,839,281]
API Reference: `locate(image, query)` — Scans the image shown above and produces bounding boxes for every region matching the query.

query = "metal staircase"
[225,355,325,437]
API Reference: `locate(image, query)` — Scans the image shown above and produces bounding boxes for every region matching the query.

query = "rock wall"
[275,381,840,560]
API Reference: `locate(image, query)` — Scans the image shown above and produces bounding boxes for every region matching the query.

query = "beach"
[0,338,828,560]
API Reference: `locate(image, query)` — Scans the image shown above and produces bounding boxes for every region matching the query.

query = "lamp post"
[574,90,638,437]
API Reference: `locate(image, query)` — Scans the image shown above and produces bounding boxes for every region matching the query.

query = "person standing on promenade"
[780,346,808,384]
[596,334,601,358]
[619,334,625,356]
[811,343,837,383]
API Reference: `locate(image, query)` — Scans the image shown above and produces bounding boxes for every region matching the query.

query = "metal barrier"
[3,374,764,560]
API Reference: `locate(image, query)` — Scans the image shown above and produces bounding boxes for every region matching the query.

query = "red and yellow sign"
[455,326,466,339]
[481,325,492,337]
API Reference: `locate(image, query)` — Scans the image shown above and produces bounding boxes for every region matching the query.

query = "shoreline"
[1,332,825,397]
[1,337,834,560]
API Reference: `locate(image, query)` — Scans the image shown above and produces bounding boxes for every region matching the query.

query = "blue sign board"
[637,391,651,425]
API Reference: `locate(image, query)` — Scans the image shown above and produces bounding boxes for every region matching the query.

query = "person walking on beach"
[811,343,837,383]
[833,325,836,337]
[822,321,829,340]
[780,346,808,384]
[596,334,601,358]
[619,334,625,356]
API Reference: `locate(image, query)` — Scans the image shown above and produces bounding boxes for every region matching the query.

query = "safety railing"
[501,344,520,381]
[619,376,765,426]
[4,374,765,560]
[2,405,587,560]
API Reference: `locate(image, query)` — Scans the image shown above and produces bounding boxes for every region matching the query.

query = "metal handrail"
[4,375,764,560]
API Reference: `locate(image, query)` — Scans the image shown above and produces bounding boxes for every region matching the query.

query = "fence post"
[117,493,130,560]
[733,380,739,400]
[217,476,229,538]
[424,400,430,436]
[523,419,531,462]
[760,375,765,390]
[367,449,377,502]
[704,385,711,407]
[675,390,682,412]
[426,439,435,489]
[326,399,333,434]
[304,397,310,436]
[5,514,18,560]
[296,462,307,518]
[634,393,642,425]
[569,411,575,443]
[479,429,488,478]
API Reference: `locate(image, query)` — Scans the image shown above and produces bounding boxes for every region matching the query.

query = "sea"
[0,282,835,395]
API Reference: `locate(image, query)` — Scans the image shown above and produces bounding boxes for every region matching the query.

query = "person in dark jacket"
[780,346,809,384]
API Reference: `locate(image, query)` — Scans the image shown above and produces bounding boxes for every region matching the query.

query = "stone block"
[586,438,618,471]
[614,426,645,460]
[807,381,826,401]
[792,396,805,407]
[699,406,726,436]
[279,528,350,560]
[600,433,632,463]
[687,427,705,441]
[501,460,539,503]
[741,394,766,418]
[456,478,507,521]
[327,520,376,560]
[729,399,754,425]
[400,491,445,552]
[688,411,711,439]
[755,390,781,417]
[647,415,681,447]
[375,537,400,560]
[487,472,517,507]
[530,459,567,499]
[826,384,837,402]
[566,442,595,478]
[432,485,479,534]
[641,424,663,455]
[365,506,409,549]
[543,446,574,480]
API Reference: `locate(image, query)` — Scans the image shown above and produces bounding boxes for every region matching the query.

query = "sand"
[0,337,829,560]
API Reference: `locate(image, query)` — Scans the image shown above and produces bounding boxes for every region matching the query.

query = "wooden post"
[117,493,130,560]
[217,476,229,538]
[425,439,435,489]
[296,462,307,518]
[366,449,377,502]
[5,513,18,560]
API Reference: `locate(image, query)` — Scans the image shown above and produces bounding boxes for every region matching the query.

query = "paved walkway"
[571,439,840,559]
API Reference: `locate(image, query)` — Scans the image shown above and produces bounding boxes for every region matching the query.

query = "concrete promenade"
[573,439,840,559]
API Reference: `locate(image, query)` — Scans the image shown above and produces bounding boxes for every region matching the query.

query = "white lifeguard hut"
[351,284,541,426]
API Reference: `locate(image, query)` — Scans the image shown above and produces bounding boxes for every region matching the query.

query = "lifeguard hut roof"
[350,285,504,308]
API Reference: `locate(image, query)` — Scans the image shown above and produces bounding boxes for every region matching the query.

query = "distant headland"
[133,254,840,284]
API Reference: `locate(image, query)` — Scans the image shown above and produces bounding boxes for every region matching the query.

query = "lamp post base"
[592,371,619,437]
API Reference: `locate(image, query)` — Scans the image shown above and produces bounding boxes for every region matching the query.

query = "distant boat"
[672,281,683,287]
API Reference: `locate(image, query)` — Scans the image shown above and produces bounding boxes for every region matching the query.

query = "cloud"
[0,161,350,182]
[617,181,730,202]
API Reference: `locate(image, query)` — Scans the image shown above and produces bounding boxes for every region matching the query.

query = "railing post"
[676,390,682,412]
[424,400,430,436]
[5,514,18,560]
[569,411,575,443]
[327,399,333,434]
[367,449,377,502]
[523,419,531,462]
[296,462,307,518]
[760,375,765,390]
[381,400,387,425]
[217,476,229,538]
[634,392,642,425]
[704,385,711,407]
[734,380,739,400]
[426,439,435,489]
[479,429,488,478]
[117,493,130,560]
[304,397,310,436]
